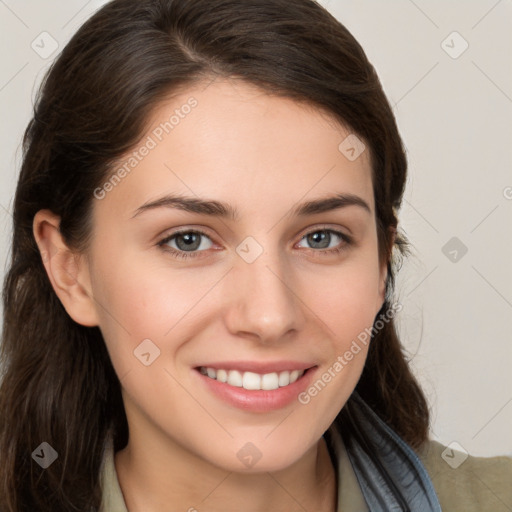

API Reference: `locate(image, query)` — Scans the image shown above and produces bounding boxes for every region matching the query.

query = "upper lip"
[195,361,316,374]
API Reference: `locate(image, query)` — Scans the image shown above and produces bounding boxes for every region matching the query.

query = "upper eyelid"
[297,225,350,240]
[158,229,215,248]
[159,226,215,241]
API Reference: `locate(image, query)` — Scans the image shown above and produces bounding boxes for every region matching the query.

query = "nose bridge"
[224,240,305,342]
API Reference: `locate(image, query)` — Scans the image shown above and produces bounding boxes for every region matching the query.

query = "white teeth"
[227,370,243,387]
[242,372,261,390]
[289,370,300,384]
[261,372,279,390]
[200,367,305,390]
[216,369,228,383]
[278,371,290,387]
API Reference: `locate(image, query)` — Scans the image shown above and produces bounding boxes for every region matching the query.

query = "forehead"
[95,78,374,220]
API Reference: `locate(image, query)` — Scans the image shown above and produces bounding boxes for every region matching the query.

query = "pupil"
[309,231,329,249]
[178,233,199,250]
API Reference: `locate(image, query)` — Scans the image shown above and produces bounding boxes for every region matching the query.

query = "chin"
[202,435,313,474]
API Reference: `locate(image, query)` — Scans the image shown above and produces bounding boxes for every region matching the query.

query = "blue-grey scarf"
[325,391,442,511]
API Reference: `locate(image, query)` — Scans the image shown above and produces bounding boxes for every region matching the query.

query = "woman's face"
[85,78,386,472]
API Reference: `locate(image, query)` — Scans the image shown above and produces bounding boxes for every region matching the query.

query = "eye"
[296,229,351,254]
[157,227,352,261]
[158,230,214,259]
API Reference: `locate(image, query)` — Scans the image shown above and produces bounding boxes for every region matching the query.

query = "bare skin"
[34,77,386,511]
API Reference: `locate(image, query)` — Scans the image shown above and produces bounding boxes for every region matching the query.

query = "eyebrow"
[131,193,371,220]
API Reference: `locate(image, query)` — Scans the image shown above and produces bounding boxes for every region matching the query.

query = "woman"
[0,0,510,511]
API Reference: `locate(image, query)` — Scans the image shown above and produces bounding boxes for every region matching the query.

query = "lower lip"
[194,367,317,412]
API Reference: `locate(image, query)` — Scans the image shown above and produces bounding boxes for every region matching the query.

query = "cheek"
[306,252,382,336]
[88,245,207,375]
[294,257,381,425]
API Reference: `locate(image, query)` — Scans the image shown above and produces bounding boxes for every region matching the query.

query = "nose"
[223,248,307,345]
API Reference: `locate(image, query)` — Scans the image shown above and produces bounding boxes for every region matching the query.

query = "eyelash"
[157,227,352,261]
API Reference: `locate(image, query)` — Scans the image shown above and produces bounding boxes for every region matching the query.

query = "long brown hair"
[0,0,429,510]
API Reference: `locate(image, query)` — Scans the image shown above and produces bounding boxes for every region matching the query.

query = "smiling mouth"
[196,366,312,391]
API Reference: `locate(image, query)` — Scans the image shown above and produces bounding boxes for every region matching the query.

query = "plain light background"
[0,0,511,457]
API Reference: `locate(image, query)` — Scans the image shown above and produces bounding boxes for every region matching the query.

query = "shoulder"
[416,439,512,511]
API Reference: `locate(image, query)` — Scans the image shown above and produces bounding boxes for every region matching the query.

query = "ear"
[377,227,396,309]
[33,209,99,327]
